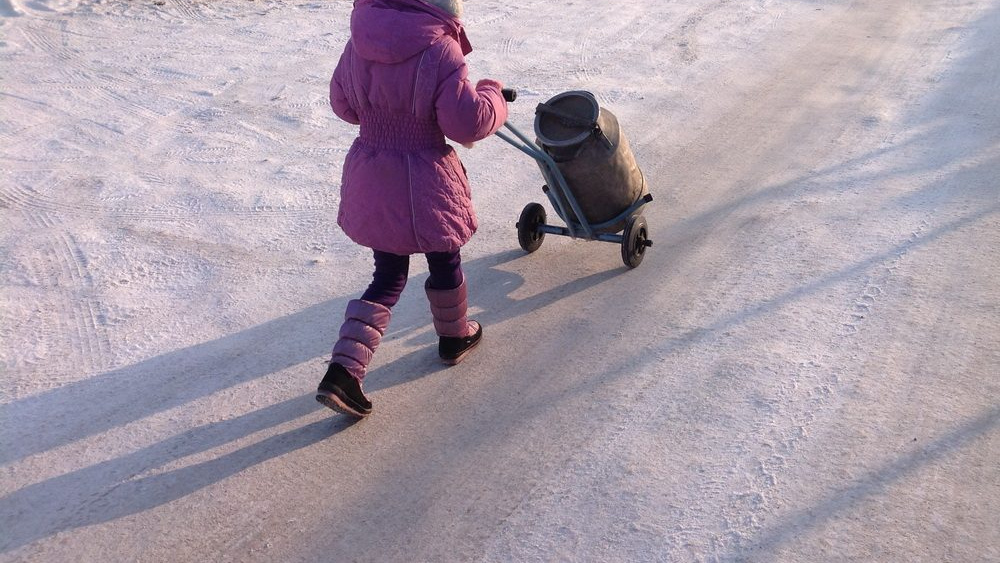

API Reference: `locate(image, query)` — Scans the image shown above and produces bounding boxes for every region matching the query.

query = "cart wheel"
[517,202,546,253]
[621,214,650,268]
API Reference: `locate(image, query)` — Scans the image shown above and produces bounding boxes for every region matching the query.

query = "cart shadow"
[364,253,624,392]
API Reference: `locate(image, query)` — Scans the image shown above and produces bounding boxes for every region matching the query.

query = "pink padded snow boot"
[316,299,391,417]
[425,278,482,365]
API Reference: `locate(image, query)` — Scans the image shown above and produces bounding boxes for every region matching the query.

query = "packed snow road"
[1,0,997,561]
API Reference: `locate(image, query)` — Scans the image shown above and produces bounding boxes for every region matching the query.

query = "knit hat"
[421,0,463,18]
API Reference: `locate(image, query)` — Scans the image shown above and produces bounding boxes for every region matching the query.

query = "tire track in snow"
[159,0,209,22]
[59,232,114,373]
[675,1,722,65]
[18,26,75,62]
[0,181,108,218]
[498,36,529,76]
[9,175,111,371]
[85,86,169,125]
[19,227,114,375]
[466,1,516,28]
[0,180,333,221]
[569,8,661,84]
[570,0,722,79]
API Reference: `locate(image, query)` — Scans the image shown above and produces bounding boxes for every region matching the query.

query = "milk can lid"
[534,91,600,148]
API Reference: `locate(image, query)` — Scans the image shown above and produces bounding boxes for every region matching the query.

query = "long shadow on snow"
[0,300,346,467]
[310,7,1000,555]
[308,201,999,560]
[0,247,621,467]
[0,396,354,553]
[0,250,460,464]
[0,248,625,552]
[720,6,1000,557]
[725,406,1000,561]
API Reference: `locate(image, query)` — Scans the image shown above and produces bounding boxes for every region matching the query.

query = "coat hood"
[350,0,472,64]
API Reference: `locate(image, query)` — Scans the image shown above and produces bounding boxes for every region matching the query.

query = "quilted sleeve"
[330,45,360,125]
[433,40,507,144]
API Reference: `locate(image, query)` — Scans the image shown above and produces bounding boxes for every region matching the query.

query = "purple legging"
[361,249,463,308]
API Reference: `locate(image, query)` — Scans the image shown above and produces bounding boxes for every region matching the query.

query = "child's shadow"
[0,248,623,553]
[2,248,617,465]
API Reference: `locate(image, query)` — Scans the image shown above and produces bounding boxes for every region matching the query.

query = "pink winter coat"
[330,0,508,255]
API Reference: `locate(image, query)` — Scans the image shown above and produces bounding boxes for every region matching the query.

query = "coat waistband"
[358,112,446,150]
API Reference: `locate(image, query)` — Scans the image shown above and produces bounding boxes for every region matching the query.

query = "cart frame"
[494,119,653,267]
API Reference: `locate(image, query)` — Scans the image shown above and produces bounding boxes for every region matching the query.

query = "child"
[316,0,508,417]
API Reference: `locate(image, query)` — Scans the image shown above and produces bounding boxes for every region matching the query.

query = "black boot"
[316,363,372,418]
[426,279,484,365]
[438,321,483,365]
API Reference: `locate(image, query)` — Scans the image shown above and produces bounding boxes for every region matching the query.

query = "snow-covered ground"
[2,0,998,560]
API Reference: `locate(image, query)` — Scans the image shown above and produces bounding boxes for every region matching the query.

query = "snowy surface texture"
[2,0,999,561]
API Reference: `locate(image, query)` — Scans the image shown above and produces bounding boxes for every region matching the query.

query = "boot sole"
[316,389,370,418]
[440,334,482,365]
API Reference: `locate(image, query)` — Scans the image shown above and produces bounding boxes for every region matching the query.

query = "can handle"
[536,102,614,150]
[535,102,594,129]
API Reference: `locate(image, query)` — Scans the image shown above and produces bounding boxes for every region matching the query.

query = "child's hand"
[461,142,475,149]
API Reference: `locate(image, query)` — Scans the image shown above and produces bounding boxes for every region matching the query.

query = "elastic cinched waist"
[358,112,446,151]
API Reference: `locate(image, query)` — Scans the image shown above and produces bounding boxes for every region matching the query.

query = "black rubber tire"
[621,214,649,269]
[517,202,546,253]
